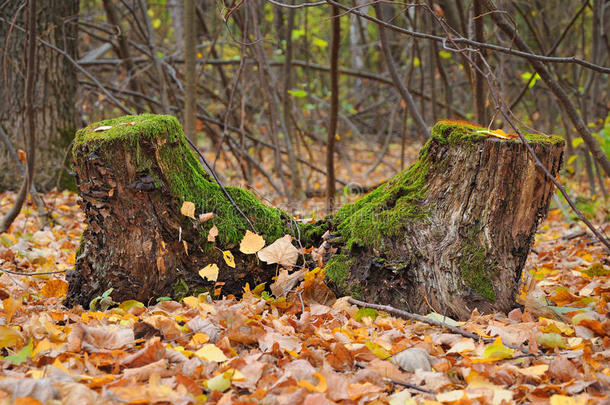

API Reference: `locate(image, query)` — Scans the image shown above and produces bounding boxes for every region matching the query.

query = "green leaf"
[536,333,566,349]
[483,338,514,360]
[572,137,584,148]
[412,57,420,67]
[287,89,308,98]
[438,50,452,59]
[119,300,145,311]
[566,155,579,165]
[156,51,164,59]
[156,296,172,302]
[153,18,161,29]
[312,37,328,48]
[291,29,305,40]
[355,307,378,321]
[5,339,33,365]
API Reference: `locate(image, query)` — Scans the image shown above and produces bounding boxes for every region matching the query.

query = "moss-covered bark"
[67,115,564,319]
[66,114,297,307]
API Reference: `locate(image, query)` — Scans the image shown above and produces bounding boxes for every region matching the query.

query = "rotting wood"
[66,115,564,319]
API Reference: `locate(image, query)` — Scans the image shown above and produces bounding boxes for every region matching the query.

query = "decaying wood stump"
[65,115,564,319]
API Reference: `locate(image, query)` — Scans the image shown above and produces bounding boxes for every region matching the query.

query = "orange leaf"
[39,279,68,298]
[297,372,327,393]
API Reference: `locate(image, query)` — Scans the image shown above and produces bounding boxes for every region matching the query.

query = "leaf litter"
[0,187,608,404]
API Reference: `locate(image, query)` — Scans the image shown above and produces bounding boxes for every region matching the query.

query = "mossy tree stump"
[66,115,564,319]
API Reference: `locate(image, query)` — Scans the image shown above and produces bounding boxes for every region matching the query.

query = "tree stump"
[65,115,564,319]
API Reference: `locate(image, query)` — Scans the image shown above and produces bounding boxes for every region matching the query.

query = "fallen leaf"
[270,269,306,297]
[239,230,265,254]
[198,212,214,222]
[257,235,299,267]
[297,372,327,393]
[480,337,514,361]
[391,348,432,371]
[199,263,219,282]
[0,326,23,349]
[223,251,235,268]
[180,201,196,219]
[93,125,113,132]
[208,225,218,242]
[195,344,228,362]
[39,279,69,298]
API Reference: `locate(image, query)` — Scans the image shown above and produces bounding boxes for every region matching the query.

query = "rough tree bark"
[0,0,78,191]
[65,115,564,319]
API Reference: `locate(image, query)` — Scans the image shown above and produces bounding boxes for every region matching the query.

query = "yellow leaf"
[257,235,299,267]
[199,263,219,281]
[479,337,514,361]
[475,128,518,140]
[195,344,228,362]
[446,338,475,354]
[207,225,218,242]
[39,279,68,298]
[297,372,327,393]
[239,230,265,254]
[436,390,466,402]
[223,251,235,268]
[2,296,21,323]
[180,201,196,219]
[0,326,22,349]
[550,395,587,405]
[182,296,199,308]
[516,364,548,378]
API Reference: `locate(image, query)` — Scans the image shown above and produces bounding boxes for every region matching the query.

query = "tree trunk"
[0,0,78,191]
[65,115,564,319]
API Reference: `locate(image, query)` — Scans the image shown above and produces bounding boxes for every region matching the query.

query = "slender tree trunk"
[184,0,196,140]
[0,0,78,191]
[327,5,340,212]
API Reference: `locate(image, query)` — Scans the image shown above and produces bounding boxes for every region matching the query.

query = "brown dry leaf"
[180,201,196,219]
[257,235,299,267]
[548,356,579,382]
[208,225,219,242]
[77,324,135,351]
[199,212,214,222]
[239,230,265,254]
[122,359,169,381]
[39,279,68,298]
[270,269,306,297]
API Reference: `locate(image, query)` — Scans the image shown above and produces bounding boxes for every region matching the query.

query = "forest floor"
[0,144,609,404]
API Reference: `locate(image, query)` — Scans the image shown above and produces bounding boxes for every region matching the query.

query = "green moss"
[330,120,564,253]
[332,146,431,250]
[75,114,291,247]
[325,254,355,293]
[458,229,496,301]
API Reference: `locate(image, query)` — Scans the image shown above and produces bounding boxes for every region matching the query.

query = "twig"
[383,378,435,395]
[349,297,490,341]
[322,0,610,74]
[1,268,68,276]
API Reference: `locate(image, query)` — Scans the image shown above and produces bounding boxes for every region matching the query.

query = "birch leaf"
[223,251,235,268]
[257,235,299,267]
[180,201,196,219]
[239,230,265,254]
[199,264,219,282]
